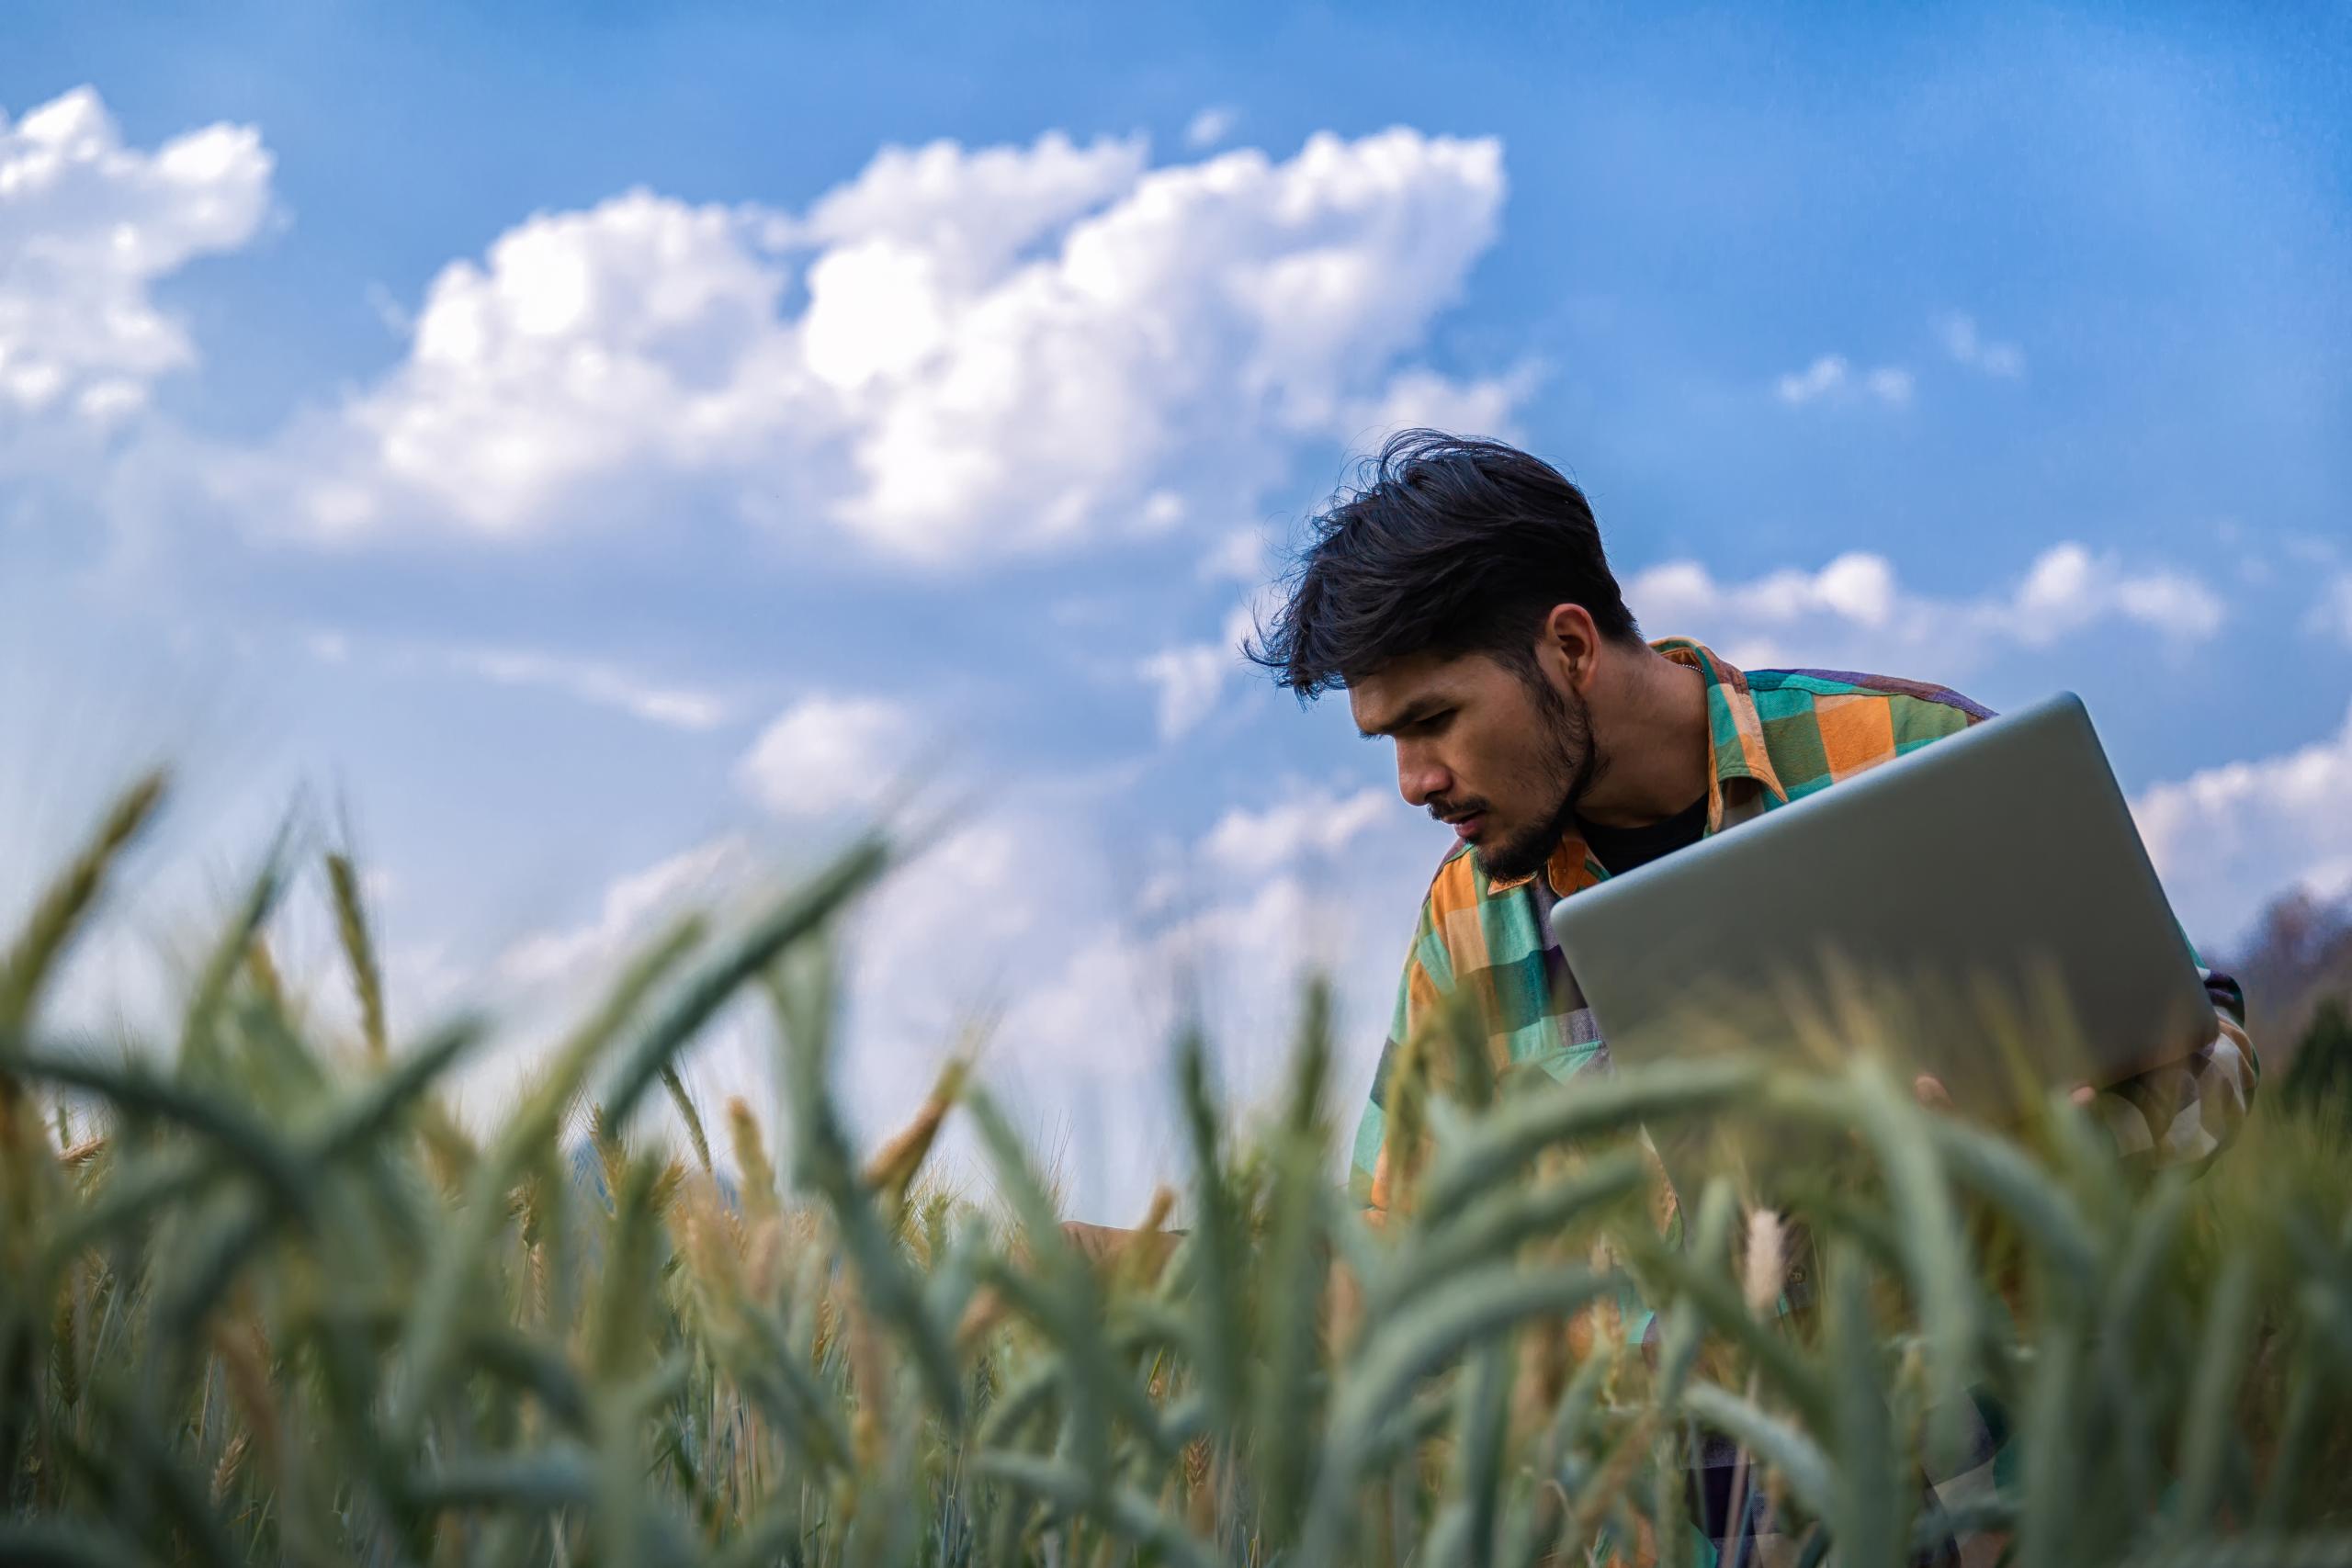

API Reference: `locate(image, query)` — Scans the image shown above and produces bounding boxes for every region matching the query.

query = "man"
[1242,430,2257,1211]
[1240,430,2259,1560]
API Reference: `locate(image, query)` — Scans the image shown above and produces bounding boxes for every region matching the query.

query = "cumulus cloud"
[736,694,921,818]
[2133,701,2352,948]
[1199,784,1391,875]
[2008,542,2225,645]
[1626,542,2225,671]
[213,128,1516,564]
[0,86,272,446]
[1329,362,1537,448]
[1632,552,1899,635]
[1939,313,2026,378]
[1775,354,1912,408]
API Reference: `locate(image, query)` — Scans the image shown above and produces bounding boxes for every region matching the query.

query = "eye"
[1417,710,1454,735]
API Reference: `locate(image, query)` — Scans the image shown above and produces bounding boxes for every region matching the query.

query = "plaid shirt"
[1349,637,2260,1215]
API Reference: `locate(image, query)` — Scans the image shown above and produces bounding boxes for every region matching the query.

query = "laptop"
[1545,691,2213,1115]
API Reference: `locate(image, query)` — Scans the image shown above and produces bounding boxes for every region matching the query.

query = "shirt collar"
[1485,636,1788,896]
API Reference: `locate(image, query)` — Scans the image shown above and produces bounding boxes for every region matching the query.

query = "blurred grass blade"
[1679,1382,1834,1526]
[1416,1057,1762,1224]
[604,833,888,1126]
[0,772,165,1029]
[1825,1238,1900,1568]
[324,851,388,1065]
[2175,1252,2256,1528]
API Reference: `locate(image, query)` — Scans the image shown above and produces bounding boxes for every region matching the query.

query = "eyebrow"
[1357,697,1450,740]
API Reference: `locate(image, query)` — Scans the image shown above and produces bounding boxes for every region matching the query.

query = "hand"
[1912,1074,2097,1111]
[1058,1219,1127,1262]
[1057,1219,1182,1277]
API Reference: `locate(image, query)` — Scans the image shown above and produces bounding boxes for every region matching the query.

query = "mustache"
[1428,798,1489,823]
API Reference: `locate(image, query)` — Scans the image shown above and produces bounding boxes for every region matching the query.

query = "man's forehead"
[1351,656,1471,733]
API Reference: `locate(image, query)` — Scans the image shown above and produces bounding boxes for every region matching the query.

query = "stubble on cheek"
[1476,685,1595,883]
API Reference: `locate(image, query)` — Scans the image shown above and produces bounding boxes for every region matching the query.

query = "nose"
[1396,743,1451,809]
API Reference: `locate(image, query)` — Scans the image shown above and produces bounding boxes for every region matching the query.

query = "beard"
[1473,672,1603,884]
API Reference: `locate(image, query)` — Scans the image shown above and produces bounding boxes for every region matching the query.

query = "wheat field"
[2,773,2348,1566]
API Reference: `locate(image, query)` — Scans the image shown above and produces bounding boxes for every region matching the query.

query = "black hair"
[1242,430,1641,698]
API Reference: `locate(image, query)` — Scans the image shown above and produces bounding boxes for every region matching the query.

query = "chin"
[1472,829,1546,883]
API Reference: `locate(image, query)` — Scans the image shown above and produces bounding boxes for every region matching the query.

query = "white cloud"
[850,771,1418,1082]
[296,629,730,729]
[1862,366,1914,406]
[2132,701,2352,949]
[1137,590,1280,741]
[1776,356,1846,404]
[1002,873,1350,1077]
[2302,572,2352,647]
[1140,644,1231,741]
[1774,354,1912,408]
[447,646,730,730]
[736,694,920,818]
[1197,525,1268,583]
[787,130,1148,284]
[1939,313,2026,378]
[213,128,1514,564]
[2283,534,2343,569]
[2009,542,2224,645]
[1626,542,2224,671]
[1183,106,1239,151]
[496,835,749,987]
[1200,784,1391,875]
[0,86,272,446]
[1633,551,1898,633]
[1329,361,1539,447]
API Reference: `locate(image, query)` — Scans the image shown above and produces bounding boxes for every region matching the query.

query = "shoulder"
[1733,666,1994,796]
[1408,833,1541,935]
[1417,838,1484,923]
[1745,664,1994,738]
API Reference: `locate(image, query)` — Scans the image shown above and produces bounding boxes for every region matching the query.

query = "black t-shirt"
[1576,793,1708,877]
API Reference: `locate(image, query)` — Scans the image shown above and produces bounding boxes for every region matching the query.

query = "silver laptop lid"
[1545,691,2211,1111]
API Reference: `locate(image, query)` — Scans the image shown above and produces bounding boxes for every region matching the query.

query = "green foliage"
[2279,996,2352,1124]
[3,774,2351,1565]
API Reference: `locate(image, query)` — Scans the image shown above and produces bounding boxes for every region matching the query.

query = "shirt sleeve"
[1349,890,1455,1217]
[2084,959,2259,1175]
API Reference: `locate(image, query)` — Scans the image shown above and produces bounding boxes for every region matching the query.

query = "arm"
[2082,957,2258,1176]
[1915,699,2259,1172]
[1349,897,1456,1220]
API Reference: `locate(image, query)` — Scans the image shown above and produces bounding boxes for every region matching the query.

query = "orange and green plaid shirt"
[1349,637,2260,1214]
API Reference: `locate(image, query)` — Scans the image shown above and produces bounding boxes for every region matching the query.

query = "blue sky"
[4,3,2347,1217]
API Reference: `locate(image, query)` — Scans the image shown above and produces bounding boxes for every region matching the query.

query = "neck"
[1572,649,1711,829]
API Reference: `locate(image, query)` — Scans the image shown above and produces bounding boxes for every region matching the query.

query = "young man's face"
[1350,647,1600,882]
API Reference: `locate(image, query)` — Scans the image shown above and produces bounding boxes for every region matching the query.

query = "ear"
[1537,604,1603,692]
